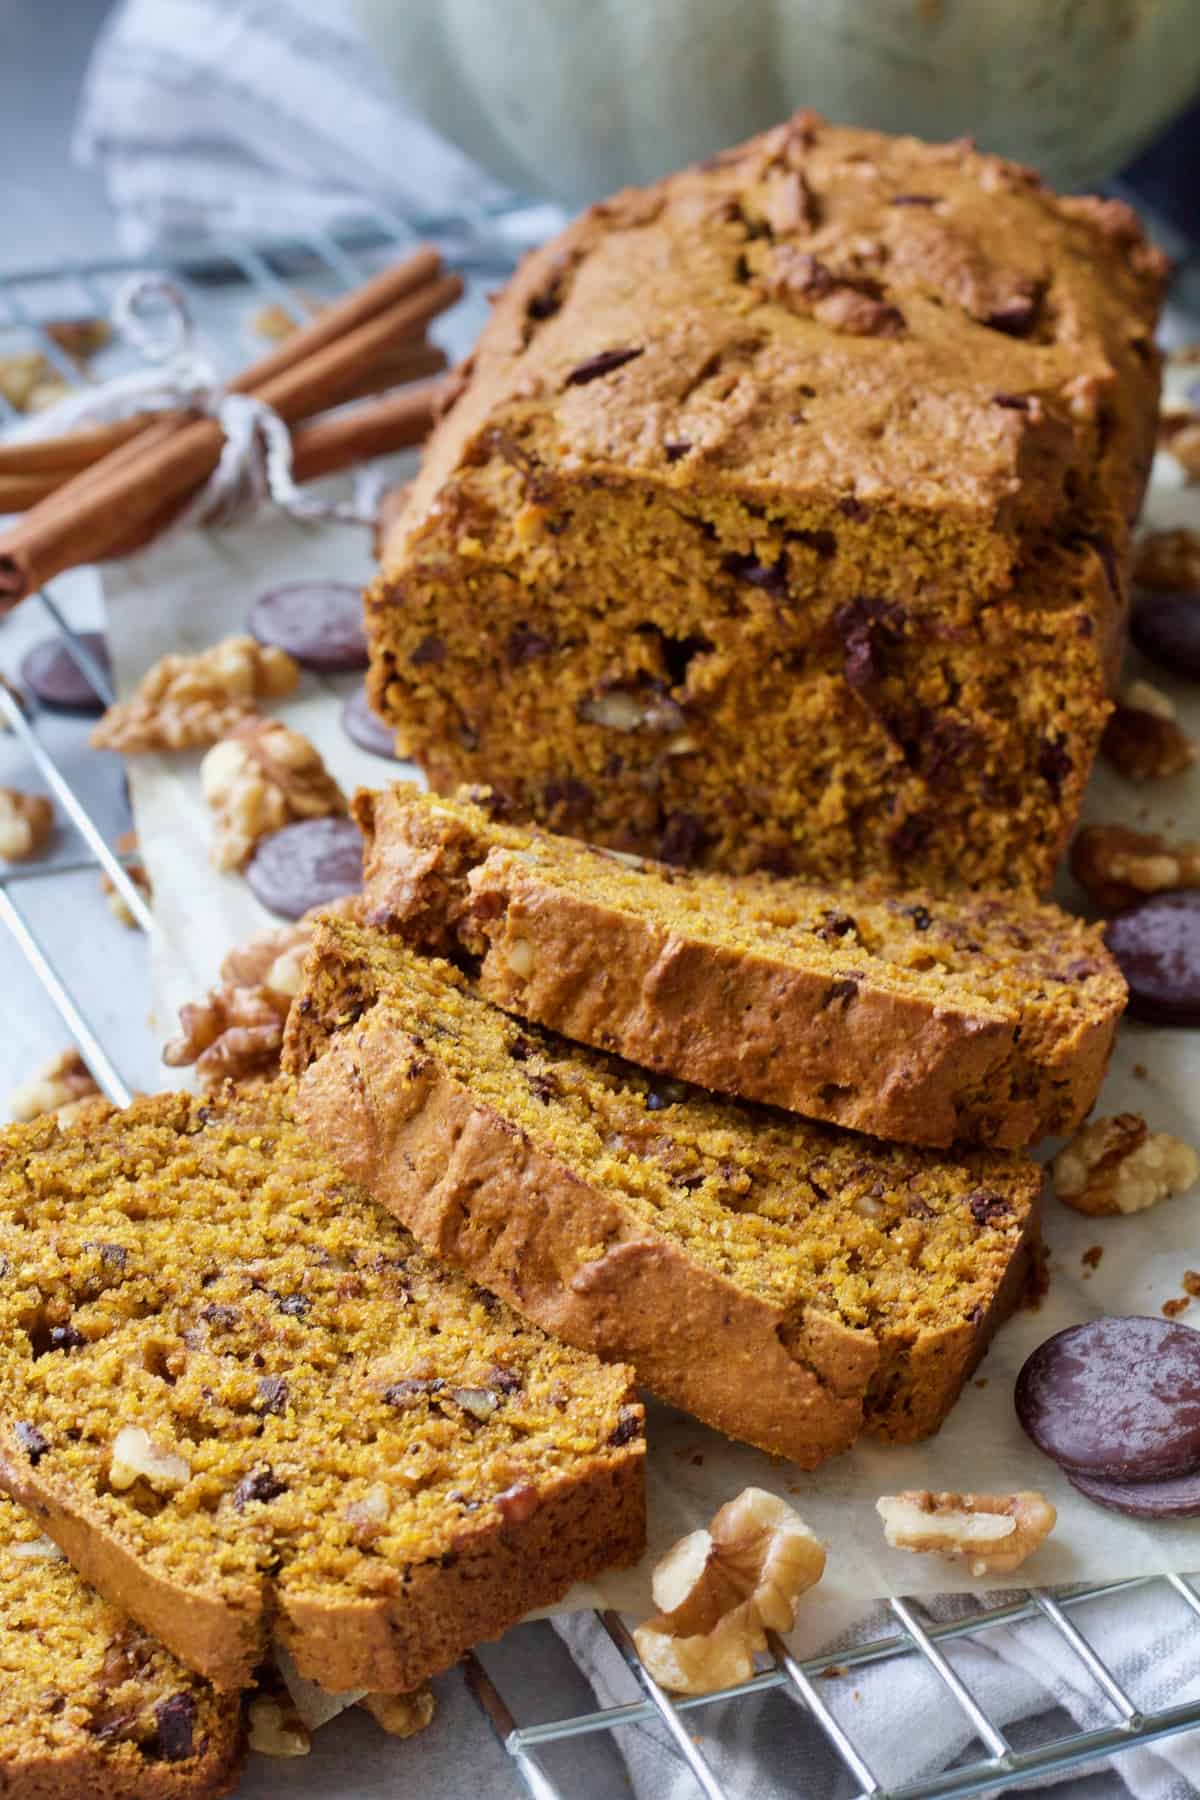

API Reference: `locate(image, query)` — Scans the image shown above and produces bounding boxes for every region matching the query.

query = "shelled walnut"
[633,1487,825,1694]
[90,636,299,753]
[1160,407,1200,482]
[876,1491,1055,1578]
[0,787,52,861]
[200,717,347,870]
[99,829,152,926]
[360,1689,436,1738]
[1133,526,1200,592]
[164,898,358,1090]
[1071,824,1200,912]
[1100,694,1196,781]
[248,1694,311,1758]
[7,1049,102,1125]
[1053,1114,1199,1217]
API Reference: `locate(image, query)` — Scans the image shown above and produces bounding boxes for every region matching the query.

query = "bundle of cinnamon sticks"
[0,246,461,607]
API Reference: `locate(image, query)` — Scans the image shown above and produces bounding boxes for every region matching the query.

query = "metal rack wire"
[2,224,1199,1800]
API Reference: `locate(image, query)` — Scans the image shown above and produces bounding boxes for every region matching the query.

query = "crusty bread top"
[354,782,1123,1148]
[387,112,1165,578]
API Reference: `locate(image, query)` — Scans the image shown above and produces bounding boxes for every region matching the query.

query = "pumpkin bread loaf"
[0,1087,644,1696]
[356,783,1124,1150]
[0,1494,243,1800]
[285,918,1041,1465]
[367,113,1166,894]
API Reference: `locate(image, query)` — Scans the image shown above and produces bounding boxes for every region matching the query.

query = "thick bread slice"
[285,918,1041,1464]
[0,1086,643,1695]
[0,1493,242,1799]
[356,784,1124,1149]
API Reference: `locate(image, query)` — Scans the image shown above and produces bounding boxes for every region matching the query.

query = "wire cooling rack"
[2,223,1200,1800]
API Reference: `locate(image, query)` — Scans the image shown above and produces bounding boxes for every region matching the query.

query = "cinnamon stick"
[0,257,460,602]
[290,379,445,482]
[0,341,447,513]
[101,379,446,560]
[0,417,151,477]
[225,248,442,396]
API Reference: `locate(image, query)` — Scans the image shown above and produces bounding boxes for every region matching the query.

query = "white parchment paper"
[99,445,1200,1646]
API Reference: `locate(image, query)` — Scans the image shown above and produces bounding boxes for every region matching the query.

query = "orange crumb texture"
[0,1084,644,1697]
[369,115,1165,895]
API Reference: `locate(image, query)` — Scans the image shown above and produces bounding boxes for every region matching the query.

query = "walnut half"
[200,718,346,871]
[1133,526,1200,592]
[90,636,299,754]
[877,1490,1056,1579]
[165,898,359,1091]
[1053,1114,1199,1217]
[361,1688,436,1738]
[1100,698,1196,782]
[0,788,53,862]
[1071,824,1200,913]
[633,1487,825,1694]
[7,1049,102,1125]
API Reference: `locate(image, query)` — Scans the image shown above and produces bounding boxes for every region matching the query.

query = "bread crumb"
[1081,1245,1103,1271]
[1163,1296,1190,1318]
[1184,1271,1200,1297]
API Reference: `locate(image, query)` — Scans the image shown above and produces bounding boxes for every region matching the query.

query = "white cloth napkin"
[559,1588,1200,1800]
[72,6,1200,1795]
[72,0,559,254]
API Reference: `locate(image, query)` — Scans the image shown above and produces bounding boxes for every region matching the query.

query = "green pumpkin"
[354,0,1200,202]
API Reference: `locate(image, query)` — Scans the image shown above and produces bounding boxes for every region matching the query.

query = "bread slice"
[356,784,1124,1150]
[0,1493,242,1799]
[285,918,1041,1465]
[0,1086,643,1696]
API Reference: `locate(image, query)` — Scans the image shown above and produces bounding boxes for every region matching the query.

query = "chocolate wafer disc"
[1015,1317,1200,1482]
[245,817,363,920]
[1069,1465,1200,1519]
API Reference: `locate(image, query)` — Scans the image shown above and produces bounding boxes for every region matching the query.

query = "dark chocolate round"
[19,632,111,713]
[1015,1317,1200,1481]
[1105,892,1200,1025]
[341,684,401,760]
[1130,591,1200,682]
[245,817,363,920]
[1069,1465,1200,1520]
[249,583,367,674]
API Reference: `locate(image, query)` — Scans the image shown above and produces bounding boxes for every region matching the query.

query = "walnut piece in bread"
[200,718,346,871]
[90,635,299,753]
[876,1490,1055,1578]
[1053,1114,1199,1217]
[633,1488,825,1693]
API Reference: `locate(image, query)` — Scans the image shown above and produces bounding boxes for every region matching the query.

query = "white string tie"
[9,273,375,534]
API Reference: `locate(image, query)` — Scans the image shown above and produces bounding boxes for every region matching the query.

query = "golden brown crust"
[286,919,1042,1463]
[295,1023,874,1466]
[366,115,1165,892]
[0,1450,263,1695]
[0,1739,242,1800]
[357,784,1123,1149]
[0,1493,243,1799]
[276,1460,644,1693]
[0,1089,645,1695]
